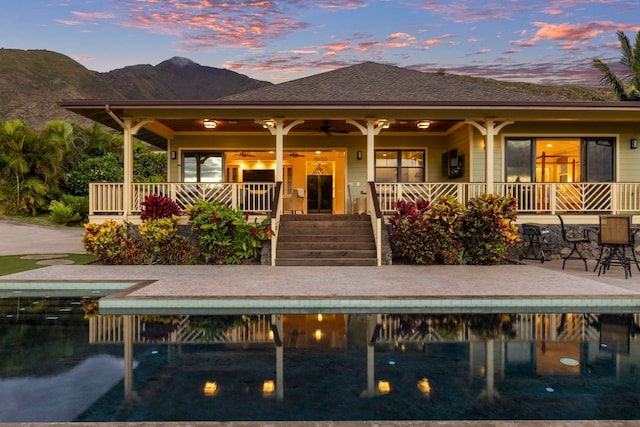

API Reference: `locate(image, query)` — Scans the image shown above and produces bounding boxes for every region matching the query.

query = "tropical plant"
[140,193,182,220]
[388,194,519,265]
[137,216,199,264]
[0,120,64,215]
[49,200,81,225]
[461,193,520,265]
[593,30,640,101]
[187,200,272,264]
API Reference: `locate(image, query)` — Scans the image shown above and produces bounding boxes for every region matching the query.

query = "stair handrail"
[270,181,283,266]
[368,181,383,266]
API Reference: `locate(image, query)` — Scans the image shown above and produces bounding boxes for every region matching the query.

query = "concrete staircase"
[276,214,377,266]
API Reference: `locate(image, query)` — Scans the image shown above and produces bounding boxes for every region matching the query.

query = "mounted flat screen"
[242,169,275,182]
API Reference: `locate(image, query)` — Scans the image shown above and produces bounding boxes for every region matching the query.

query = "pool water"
[2,297,640,422]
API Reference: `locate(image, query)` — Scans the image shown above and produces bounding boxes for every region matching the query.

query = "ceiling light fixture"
[262,119,276,128]
[376,119,390,129]
[417,120,430,129]
[203,119,217,129]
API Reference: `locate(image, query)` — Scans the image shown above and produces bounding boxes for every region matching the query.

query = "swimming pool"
[2,296,640,422]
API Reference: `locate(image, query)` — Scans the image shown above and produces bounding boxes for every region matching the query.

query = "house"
[59,62,640,264]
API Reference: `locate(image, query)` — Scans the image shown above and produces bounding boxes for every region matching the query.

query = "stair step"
[277,242,376,250]
[277,234,375,243]
[275,258,378,266]
[281,214,370,222]
[277,249,377,258]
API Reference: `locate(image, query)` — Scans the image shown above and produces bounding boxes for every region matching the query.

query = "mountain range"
[0,48,613,130]
[0,49,272,129]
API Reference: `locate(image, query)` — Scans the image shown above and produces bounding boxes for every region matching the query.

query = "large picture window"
[375,150,425,183]
[182,151,223,182]
[505,137,614,183]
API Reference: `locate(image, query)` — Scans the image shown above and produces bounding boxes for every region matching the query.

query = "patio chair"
[283,188,305,214]
[596,215,634,279]
[557,214,594,271]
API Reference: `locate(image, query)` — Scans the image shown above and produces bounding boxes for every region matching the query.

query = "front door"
[307,175,333,213]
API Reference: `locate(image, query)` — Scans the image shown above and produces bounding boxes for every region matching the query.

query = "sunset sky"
[2,0,639,86]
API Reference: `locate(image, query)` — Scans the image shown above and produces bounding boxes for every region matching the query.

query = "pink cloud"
[116,0,311,49]
[315,0,368,9]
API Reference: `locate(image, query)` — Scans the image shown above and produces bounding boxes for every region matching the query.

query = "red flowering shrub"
[140,193,182,221]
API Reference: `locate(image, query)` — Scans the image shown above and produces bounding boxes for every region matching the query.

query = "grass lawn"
[0,254,96,276]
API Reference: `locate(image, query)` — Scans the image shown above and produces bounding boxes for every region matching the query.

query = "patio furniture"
[595,215,635,279]
[557,214,594,271]
[283,188,305,214]
[519,223,550,263]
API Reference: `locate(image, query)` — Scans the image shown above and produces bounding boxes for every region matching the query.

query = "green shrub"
[65,153,123,197]
[49,200,81,225]
[187,200,272,264]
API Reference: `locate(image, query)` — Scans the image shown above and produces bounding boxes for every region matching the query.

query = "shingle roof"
[222,62,569,103]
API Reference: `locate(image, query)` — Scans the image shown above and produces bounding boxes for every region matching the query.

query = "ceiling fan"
[289,151,305,157]
[234,151,255,157]
[319,121,349,136]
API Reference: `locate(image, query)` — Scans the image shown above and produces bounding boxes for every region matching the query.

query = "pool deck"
[2,258,640,315]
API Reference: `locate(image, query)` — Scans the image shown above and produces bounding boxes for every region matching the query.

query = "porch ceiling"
[58,99,640,150]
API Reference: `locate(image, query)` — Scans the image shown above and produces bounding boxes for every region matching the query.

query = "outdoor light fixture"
[417,120,431,129]
[314,329,323,341]
[356,150,363,160]
[171,151,176,160]
[631,138,638,149]
[262,119,276,128]
[203,119,217,129]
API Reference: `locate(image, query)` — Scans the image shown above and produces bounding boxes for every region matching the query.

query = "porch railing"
[89,181,640,219]
[375,182,640,215]
[89,182,276,217]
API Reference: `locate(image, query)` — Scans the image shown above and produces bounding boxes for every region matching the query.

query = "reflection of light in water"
[262,380,275,397]
[0,354,136,422]
[377,381,391,394]
[203,381,218,396]
[560,358,579,366]
[417,378,431,394]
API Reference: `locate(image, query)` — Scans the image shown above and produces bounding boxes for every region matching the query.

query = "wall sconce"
[356,150,363,160]
[171,151,177,160]
[631,139,638,150]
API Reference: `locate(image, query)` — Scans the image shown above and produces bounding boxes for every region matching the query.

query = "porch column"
[465,119,514,193]
[105,107,152,218]
[261,119,304,183]
[346,119,388,182]
[122,120,134,218]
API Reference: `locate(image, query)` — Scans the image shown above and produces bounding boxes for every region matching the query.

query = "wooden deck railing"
[89,182,276,217]
[375,182,640,215]
[89,181,640,220]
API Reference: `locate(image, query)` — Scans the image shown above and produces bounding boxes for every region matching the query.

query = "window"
[504,137,615,183]
[182,151,223,182]
[375,150,425,183]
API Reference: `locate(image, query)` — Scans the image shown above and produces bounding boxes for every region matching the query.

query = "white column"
[367,120,376,182]
[485,119,495,191]
[122,120,134,218]
[275,121,284,182]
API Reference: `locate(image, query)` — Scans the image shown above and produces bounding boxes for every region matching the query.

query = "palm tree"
[593,30,640,101]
